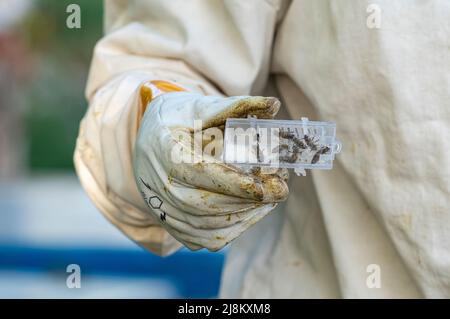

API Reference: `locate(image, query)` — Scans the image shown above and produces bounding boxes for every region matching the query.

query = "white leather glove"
[134,92,289,251]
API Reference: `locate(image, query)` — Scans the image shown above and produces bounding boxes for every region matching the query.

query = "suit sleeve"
[74,0,281,255]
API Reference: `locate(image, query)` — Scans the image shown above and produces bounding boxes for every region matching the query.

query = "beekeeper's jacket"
[75,0,450,298]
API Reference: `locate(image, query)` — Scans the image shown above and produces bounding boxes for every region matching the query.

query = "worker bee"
[311,146,331,164]
[303,134,319,151]
[279,129,295,139]
[280,128,308,149]
[292,144,301,153]
[292,136,307,149]
[280,153,299,163]
[279,144,302,163]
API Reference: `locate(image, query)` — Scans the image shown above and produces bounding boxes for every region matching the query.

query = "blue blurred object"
[0,0,227,299]
[0,176,225,298]
[0,245,224,298]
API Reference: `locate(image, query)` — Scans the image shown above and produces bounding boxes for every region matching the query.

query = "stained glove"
[134,92,289,251]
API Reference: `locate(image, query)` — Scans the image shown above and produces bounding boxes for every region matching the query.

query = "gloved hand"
[134,92,289,251]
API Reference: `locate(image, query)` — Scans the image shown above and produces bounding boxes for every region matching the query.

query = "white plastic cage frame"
[223,116,342,176]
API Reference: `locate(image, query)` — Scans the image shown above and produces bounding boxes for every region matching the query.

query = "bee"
[279,144,302,163]
[311,146,331,164]
[292,136,307,149]
[280,153,299,163]
[303,134,319,151]
[279,129,295,139]
[280,128,308,150]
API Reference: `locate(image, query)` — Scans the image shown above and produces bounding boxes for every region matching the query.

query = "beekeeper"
[75,0,450,298]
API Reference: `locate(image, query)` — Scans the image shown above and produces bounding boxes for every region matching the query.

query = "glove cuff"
[136,80,188,130]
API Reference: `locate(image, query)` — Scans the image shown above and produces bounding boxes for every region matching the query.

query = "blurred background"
[0,0,224,298]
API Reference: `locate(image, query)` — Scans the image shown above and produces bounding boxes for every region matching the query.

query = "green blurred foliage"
[21,0,103,171]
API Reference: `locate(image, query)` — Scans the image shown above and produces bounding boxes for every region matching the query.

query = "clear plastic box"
[223,117,342,175]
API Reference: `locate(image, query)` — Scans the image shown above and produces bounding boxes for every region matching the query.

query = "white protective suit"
[74,0,450,298]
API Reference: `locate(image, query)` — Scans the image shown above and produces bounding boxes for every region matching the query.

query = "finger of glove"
[156,93,279,129]
[160,203,276,251]
[160,193,271,229]
[162,182,268,216]
[139,176,273,229]
[170,160,289,203]
[202,96,281,129]
[250,167,290,182]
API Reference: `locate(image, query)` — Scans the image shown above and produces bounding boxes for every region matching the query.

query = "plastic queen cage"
[223,117,342,176]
